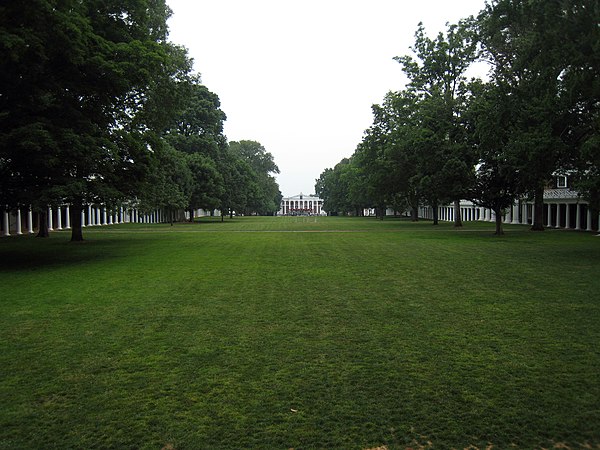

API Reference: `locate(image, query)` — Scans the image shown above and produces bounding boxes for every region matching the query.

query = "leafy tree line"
[0,0,281,241]
[316,0,599,235]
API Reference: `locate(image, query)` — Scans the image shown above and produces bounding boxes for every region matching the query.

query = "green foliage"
[315,159,357,215]
[138,141,193,217]
[325,1,599,225]
[229,140,282,215]
[476,0,599,226]
[394,20,478,222]
[0,0,193,240]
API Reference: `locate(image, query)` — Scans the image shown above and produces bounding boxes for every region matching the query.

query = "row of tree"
[0,0,282,241]
[316,0,599,234]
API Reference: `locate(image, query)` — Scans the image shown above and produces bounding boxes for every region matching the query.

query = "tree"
[477,0,570,231]
[556,1,600,213]
[218,149,258,220]
[163,81,229,220]
[137,142,193,225]
[355,91,421,220]
[185,153,224,221]
[229,140,282,216]
[395,20,478,227]
[315,158,364,216]
[165,82,227,158]
[0,0,193,241]
[467,80,520,235]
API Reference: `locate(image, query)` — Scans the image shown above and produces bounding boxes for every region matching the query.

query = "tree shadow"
[0,236,146,272]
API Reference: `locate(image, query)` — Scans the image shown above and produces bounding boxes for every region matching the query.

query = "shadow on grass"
[0,234,146,272]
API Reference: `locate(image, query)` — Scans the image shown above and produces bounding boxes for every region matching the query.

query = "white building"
[279,193,325,216]
[416,174,600,232]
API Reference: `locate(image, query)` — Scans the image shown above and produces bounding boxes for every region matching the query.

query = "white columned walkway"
[27,208,34,234]
[3,209,10,237]
[56,206,62,230]
[16,209,22,235]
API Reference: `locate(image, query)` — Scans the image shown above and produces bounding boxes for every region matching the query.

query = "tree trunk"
[531,184,545,231]
[70,203,84,242]
[432,201,439,225]
[453,199,463,227]
[494,207,504,235]
[411,206,419,222]
[188,208,194,223]
[229,208,233,219]
[36,209,49,237]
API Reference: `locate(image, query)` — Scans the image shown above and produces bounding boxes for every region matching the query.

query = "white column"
[506,206,512,224]
[48,207,54,231]
[102,206,107,225]
[96,207,101,226]
[575,204,581,230]
[565,204,571,229]
[120,207,124,223]
[109,211,114,225]
[522,203,528,225]
[27,208,34,234]
[2,209,9,236]
[87,205,92,226]
[586,209,593,231]
[511,203,519,224]
[56,206,62,230]
[81,209,86,227]
[16,208,23,235]
[547,204,552,228]
[65,206,71,229]
[555,203,561,228]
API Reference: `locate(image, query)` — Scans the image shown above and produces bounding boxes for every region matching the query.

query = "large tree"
[477,0,571,231]
[557,1,600,213]
[0,0,192,240]
[164,81,228,220]
[466,80,520,235]
[395,20,478,226]
[228,140,282,216]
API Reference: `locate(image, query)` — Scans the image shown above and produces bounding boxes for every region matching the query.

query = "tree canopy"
[0,1,282,238]
[317,0,600,232]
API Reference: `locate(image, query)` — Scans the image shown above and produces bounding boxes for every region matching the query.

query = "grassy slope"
[0,217,599,449]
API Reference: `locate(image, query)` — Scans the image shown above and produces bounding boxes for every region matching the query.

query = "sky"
[166,0,488,197]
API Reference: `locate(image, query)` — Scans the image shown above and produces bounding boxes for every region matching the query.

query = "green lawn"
[1,216,599,449]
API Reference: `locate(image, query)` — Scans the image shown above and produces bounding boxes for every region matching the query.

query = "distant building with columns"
[415,174,599,232]
[279,193,325,216]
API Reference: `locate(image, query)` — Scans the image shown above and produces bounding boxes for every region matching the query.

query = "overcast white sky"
[166,0,487,197]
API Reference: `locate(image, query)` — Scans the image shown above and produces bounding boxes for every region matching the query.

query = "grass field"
[1,216,599,449]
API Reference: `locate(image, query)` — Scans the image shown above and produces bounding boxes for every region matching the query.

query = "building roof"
[282,193,322,201]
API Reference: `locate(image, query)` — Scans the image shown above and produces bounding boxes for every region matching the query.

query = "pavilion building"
[279,193,325,216]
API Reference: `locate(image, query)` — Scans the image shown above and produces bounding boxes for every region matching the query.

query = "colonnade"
[417,199,600,232]
[281,198,323,215]
[1,204,166,237]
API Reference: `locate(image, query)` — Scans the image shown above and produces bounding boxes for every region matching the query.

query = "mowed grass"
[0,216,599,449]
